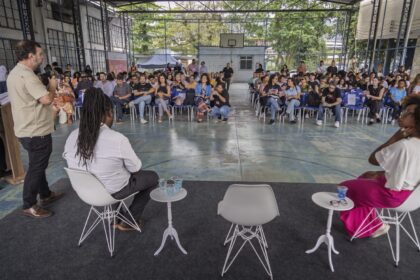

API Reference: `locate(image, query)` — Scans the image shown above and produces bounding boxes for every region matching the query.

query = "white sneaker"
[305,113,309,119]
[391,120,395,126]
[371,223,390,238]
[140,118,148,124]
[128,101,134,108]
[316,120,323,126]
[334,121,340,128]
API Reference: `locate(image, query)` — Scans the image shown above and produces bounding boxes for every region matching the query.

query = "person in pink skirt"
[340,95,420,238]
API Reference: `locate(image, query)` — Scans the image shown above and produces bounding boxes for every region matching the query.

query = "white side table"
[306,192,354,272]
[150,188,188,256]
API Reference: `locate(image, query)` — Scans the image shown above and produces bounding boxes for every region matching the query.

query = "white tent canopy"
[138,53,178,69]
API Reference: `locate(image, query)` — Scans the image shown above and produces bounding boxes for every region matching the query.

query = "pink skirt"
[339,174,412,238]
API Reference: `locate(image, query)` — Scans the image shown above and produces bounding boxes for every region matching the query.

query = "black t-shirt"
[322,87,341,104]
[213,90,230,107]
[368,85,381,97]
[223,67,234,79]
[264,84,281,97]
[134,82,152,93]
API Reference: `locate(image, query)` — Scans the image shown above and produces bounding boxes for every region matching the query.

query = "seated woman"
[284,78,301,123]
[265,74,283,125]
[258,75,270,109]
[340,95,420,238]
[365,77,385,125]
[195,73,212,123]
[56,79,75,124]
[155,74,173,123]
[171,72,187,106]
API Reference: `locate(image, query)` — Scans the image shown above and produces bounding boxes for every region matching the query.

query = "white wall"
[198,47,266,82]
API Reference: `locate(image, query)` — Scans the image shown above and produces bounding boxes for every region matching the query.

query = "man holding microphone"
[7,40,64,218]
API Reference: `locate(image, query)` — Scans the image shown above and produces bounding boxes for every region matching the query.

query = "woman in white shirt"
[340,95,420,238]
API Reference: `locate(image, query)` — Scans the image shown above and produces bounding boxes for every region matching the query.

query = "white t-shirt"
[63,125,142,194]
[376,137,420,191]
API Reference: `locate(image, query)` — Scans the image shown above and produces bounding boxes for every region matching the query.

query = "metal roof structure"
[104,0,361,12]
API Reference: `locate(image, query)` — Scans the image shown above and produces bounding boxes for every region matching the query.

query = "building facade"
[0,0,130,74]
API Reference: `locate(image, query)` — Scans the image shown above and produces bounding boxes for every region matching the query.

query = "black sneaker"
[222,118,228,122]
[290,119,297,124]
[269,119,275,125]
[218,116,222,120]
[376,118,381,123]
[368,121,374,125]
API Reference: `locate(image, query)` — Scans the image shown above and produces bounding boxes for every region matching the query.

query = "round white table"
[305,192,354,272]
[150,188,188,256]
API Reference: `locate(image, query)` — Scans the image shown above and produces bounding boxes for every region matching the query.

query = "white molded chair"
[218,184,279,279]
[351,185,420,266]
[64,168,141,257]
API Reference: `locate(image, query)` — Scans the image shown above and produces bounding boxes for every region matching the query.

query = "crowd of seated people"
[33,61,234,125]
[249,60,419,127]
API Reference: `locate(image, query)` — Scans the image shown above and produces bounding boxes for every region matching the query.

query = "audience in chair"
[284,78,301,123]
[110,73,131,123]
[130,73,154,124]
[364,77,385,125]
[210,83,231,122]
[63,88,158,231]
[316,82,342,128]
[339,95,420,238]
[155,73,173,123]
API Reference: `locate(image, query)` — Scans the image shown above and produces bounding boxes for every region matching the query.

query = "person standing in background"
[199,61,208,75]
[0,65,7,93]
[222,63,234,92]
[7,40,64,218]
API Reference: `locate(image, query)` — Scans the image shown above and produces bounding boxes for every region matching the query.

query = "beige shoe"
[371,223,390,238]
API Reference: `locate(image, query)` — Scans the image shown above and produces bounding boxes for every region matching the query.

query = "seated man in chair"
[63,87,158,231]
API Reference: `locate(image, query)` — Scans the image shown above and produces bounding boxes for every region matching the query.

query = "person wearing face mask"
[63,88,158,231]
[340,95,420,238]
[7,40,64,218]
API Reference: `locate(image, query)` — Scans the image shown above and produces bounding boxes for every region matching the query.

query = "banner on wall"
[106,52,127,73]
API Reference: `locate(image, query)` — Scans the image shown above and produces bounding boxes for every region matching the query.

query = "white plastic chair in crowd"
[351,185,420,266]
[218,184,280,279]
[64,168,141,257]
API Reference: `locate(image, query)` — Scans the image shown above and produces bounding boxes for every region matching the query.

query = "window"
[240,56,253,70]
[90,49,106,73]
[88,16,104,45]
[0,0,21,29]
[45,0,73,24]
[47,29,79,69]
[110,24,124,50]
[0,38,18,72]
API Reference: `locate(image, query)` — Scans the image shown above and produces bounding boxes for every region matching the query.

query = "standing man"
[327,60,338,75]
[7,40,64,218]
[316,60,325,75]
[222,62,234,92]
[188,59,198,76]
[199,61,208,75]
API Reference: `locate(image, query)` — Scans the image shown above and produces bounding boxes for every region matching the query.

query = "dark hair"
[268,74,278,87]
[404,95,420,132]
[116,73,124,80]
[158,73,168,86]
[199,73,210,85]
[15,40,42,61]
[76,88,113,166]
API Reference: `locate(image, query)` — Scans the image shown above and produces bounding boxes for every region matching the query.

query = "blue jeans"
[267,97,280,120]
[110,96,129,120]
[132,95,152,119]
[156,98,169,117]
[211,105,231,119]
[286,99,300,120]
[317,104,342,122]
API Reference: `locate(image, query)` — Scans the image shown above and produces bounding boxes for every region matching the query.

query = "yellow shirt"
[7,63,54,138]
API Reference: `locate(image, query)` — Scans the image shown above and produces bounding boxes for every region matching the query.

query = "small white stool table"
[150,188,188,256]
[306,192,354,272]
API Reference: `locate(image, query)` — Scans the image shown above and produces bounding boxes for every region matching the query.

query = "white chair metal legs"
[218,184,279,279]
[65,168,141,257]
[351,185,420,266]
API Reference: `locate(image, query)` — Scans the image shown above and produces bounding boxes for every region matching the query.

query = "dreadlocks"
[76,87,113,166]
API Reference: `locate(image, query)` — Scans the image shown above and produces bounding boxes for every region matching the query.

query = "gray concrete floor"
[0,83,396,218]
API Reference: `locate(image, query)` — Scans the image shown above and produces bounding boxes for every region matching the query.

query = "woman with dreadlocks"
[63,87,159,231]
